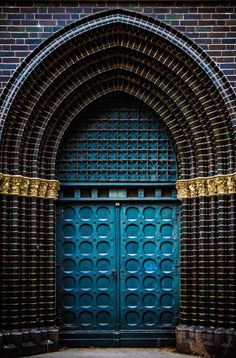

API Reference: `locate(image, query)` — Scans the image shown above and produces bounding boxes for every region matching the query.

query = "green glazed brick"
[166,14,184,20]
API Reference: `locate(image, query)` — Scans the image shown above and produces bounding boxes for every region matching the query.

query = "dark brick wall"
[0,1,236,95]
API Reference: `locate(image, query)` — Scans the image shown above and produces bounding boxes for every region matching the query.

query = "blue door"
[119,203,179,338]
[57,200,179,346]
[56,93,179,346]
[57,204,118,332]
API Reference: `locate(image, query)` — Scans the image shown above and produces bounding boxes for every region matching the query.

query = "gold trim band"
[0,173,60,200]
[176,173,236,200]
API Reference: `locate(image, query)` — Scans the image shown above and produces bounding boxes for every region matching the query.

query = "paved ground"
[28,348,196,358]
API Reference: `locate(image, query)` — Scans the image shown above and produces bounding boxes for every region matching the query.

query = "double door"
[57,201,179,346]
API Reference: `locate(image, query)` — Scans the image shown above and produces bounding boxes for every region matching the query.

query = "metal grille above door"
[57,94,177,183]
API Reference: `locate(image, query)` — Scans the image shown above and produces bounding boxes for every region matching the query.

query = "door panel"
[57,204,117,330]
[57,201,179,346]
[120,204,179,331]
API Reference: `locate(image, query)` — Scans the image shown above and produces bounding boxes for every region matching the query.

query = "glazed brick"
[7,13,25,19]
[19,7,39,13]
[2,7,20,13]
[65,7,83,13]
[222,38,236,44]
[25,13,34,19]
[226,32,236,37]
[35,14,53,19]
[184,14,201,19]
[2,58,19,64]
[0,0,235,95]
[47,8,66,13]
[20,20,38,25]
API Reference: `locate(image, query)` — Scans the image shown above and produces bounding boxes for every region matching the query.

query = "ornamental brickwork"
[0,2,236,358]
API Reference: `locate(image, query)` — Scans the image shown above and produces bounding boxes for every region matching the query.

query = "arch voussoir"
[0,8,235,358]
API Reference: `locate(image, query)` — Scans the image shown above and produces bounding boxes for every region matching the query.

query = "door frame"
[56,184,180,347]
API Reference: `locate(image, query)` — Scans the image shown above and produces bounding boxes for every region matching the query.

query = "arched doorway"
[0,8,235,357]
[56,93,180,346]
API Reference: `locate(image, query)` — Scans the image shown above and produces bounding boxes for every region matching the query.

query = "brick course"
[0,1,235,94]
[0,6,236,357]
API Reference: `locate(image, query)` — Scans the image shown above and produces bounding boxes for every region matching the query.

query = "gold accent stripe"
[176,173,236,200]
[0,173,60,200]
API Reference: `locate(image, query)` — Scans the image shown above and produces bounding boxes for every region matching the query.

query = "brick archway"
[0,9,235,357]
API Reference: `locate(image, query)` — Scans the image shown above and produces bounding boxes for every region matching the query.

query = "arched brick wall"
[0,8,236,357]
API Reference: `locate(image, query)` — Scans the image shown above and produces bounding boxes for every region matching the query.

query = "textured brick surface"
[0,4,236,358]
[0,1,236,94]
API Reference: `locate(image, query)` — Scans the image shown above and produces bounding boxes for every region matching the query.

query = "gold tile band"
[0,173,60,200]
[176,173,236,200]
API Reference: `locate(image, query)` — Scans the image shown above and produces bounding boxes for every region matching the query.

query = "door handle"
[111,269,117,281]
[120,269,125,280]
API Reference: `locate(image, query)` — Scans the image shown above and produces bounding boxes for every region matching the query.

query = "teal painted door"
[57,204,117,331]
[119,204,179,332]
[57,201,179,346]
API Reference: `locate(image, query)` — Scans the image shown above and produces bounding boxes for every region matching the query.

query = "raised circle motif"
[97,207,110,221]
[126,207,139,221]
[161,241,173,256]
[143,293,156,308]
[80,207,93,221]
[143,241,156,256]
[62,293,76,308]
[126,224,138,238]
[62,276,76,291]
[79,293,93,308]
[126,294,139,308]
[126,311,139,326]
[143,311,157,326]
[79,224,92,238]
[97,258,110,273]
[79,276,93,291]
[143,276,157,291]
[79,241,93,256]
[143,224,155,238]
[160,293,174,308]
[160,224,173,237]
[97,311,112,326]
[62,259,76,273]
[143,207,155,221]
[161,259,174,273]
[126,276,139,291]
[160,311,173,325]
[62,311,76,325]
[126,241,139,256]
[97,276,111,291]
[97,293,111,307]
[143,259,157,273]
[97,224,110,238]
[79,259,93,273]
[161,276,174,290]
[63,207,75,220]
[62,224,75,238]
[97,241,110,256]
[62,241,76,256]
[160,207,173,220]
[126,259,139,273]
[79,311,93,326]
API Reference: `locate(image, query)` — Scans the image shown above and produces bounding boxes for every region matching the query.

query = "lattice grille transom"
[57,94,177,182]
